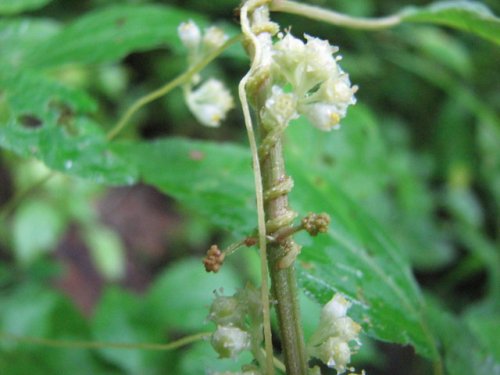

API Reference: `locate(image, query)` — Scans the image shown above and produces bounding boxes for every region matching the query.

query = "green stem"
[270,0,401,29]
[260,135,308,375]
[0,331,210,351]
[107,34,243,141]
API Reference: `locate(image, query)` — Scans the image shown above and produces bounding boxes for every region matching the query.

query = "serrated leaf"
[113,134,438,358]
[0,0,53,15]
[283,116,439,358]
[401,1,500,45]
[0,70,137,184]
[24,4,207,69]
[111,138,255,235]
[286,107,454,270]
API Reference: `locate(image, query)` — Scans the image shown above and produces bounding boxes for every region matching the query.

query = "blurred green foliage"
[0,0,499,374]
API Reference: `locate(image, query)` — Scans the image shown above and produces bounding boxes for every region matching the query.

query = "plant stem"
[260,134,308,375]
[270,0,401,29]
[107,34,242,141]
[0,331,211,351]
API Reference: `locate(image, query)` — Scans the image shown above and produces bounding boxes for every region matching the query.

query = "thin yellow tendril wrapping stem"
[0,331,210,351]
[270,0,401,29]
[239,1,274,374]
[107,34,243,141]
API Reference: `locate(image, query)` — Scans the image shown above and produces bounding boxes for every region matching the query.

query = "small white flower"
[318,337,352,373]
[211,325,250,358]
[322,294,351,320]
[186,79,234,127]
[270,33,357,131]
[203,26,228,51]
[299,102,342,131]
[308,294,362,373]
[302,35,338,89]
[273,33,306,74]
[178,20,201,50]
[261,85,299,129]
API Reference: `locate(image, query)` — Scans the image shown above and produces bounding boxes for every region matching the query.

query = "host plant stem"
[255,91,308,375]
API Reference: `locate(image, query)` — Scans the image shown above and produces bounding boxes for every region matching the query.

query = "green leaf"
[0,0,53,15]
[425,300,500,375]
[401,1,500,45]
[0,70,137,184]
[0,18,60,69]
[13,199,65,263]
[24,4,207,69]
[0,283,59,339]
[92,287,168,374]
[283,114,440,358]
[285,153,437,358]
[286,105,454,270]
[466,311,500,363]
[83,225,126,281]
[111,138,255,235]
[113,132,438,358]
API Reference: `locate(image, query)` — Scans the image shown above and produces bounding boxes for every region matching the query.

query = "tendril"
[239,1,276,373]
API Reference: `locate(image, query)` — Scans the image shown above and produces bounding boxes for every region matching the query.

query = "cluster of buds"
[178,21,234,127]
[302,212,331,236]
[208,286,262,360]
[261,32,357,131]
[308,294,362,374]
[203,244,225,273]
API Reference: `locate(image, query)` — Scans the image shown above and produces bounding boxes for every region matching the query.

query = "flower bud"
[208,295,244,327]
[318,337,352,373]
[178,20,201,50]
[308,294,362,373]
[186,79,234,127]
[203,26,228,51]
[211,325,250,358]
[323,294,350,320]
[261,85,298,129]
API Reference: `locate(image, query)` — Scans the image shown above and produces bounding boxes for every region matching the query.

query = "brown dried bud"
[203,245,225,273]
[302,212,331,236]
[244,236,258,247]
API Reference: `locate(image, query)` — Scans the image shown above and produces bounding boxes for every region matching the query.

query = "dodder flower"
[308,294,362,374]
[178,20,234,127]
[178,20,201,50]
[211,325,250,358]
[186,79,234,127]
[260,85,298,130]
[208,286,262,361]
[270,33,357,131]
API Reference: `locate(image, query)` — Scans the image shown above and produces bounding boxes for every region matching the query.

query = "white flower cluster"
[266,33,357,131]
[308,294,362,374]
[178,20,228,64]
[208,287,261,360]
[178,21,234,127]
[186,79,233,127]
